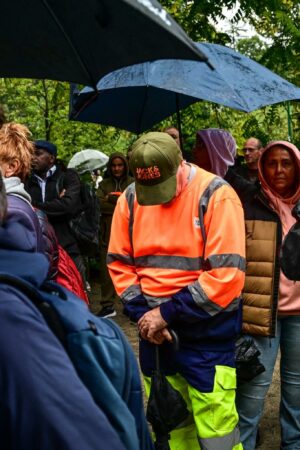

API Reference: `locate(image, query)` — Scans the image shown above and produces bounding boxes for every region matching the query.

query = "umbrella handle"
[175,93,184,153]
[155,329,179,370]
[155,345,160,371]
[169,329,179,351]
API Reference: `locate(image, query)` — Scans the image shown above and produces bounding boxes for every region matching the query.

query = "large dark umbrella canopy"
[0,0,209,87]
[70,42,300,133]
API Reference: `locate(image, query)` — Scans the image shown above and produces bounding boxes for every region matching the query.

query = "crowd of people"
[0,112,299,450]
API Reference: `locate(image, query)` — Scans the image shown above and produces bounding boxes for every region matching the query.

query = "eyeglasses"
[242,147,258,153]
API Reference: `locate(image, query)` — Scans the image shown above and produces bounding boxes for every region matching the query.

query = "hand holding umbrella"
[144,328,190,450]
[138,308,172,344]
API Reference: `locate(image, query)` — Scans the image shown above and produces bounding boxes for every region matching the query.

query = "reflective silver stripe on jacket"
[205,254,246,271]
[144,294,172,308]
[198,176,228,248]
[188,281,241,316]
[107,252,135,266]
[121,289,171,306]
[121,284,142,302]
[108,252,245,272]
[198,426,241,450]
[125,183,136,251]
[135,255,203,271]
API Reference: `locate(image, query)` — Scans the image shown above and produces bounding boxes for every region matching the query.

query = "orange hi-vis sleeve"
[108,167,245,311]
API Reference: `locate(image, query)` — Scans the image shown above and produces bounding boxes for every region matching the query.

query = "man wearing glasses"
[235,137,263,183]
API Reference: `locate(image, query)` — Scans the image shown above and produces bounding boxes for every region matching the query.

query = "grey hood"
[4,176,32,205]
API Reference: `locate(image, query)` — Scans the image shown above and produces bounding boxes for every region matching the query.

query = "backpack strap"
[0,274,67,347]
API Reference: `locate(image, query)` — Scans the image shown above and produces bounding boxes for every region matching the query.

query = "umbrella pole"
[175,94,184,153]
[69,83,79,118]
[286,101,293,141]
[155,345,160,371]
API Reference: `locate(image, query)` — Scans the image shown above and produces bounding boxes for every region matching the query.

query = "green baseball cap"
[130,132,182,206]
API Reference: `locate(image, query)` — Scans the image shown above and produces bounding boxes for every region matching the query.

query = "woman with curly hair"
[0,122,88,302]
[0,122,45,252]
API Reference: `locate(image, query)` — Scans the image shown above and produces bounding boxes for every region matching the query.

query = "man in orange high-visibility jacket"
[108,132,245,450]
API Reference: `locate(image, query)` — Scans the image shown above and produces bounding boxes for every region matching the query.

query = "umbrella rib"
[175,93,184,150]
[42,0,97,89]
[137,87,148,134]
[217,73,252,111]
[72,91,99,119]
[137,65,150,134]
[203,44,252,111]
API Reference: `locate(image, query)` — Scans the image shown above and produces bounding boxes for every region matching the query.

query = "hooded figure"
[194,136,300,449]
[258,141,300,234]
[192,128,236,178]
[0,123,45,254]
[96,152,134,318]
[97,152,133,218]
[227,140,300,450]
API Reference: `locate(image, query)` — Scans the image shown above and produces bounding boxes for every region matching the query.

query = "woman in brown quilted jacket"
[231,141,300,450]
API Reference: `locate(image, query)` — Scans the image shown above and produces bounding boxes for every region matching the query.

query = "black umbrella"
[0,0,209,87]
[146,332,190,450]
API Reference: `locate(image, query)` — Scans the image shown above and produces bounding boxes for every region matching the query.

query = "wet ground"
[90,279,281,449]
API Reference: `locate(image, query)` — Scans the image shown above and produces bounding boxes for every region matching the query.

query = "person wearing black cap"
[25,140,86,283]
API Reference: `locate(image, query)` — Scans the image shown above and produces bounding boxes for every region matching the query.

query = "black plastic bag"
[280,202,300,281]
[146,335,189,450]
[235,336,265,383]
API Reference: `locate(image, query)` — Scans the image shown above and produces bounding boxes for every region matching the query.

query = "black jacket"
[25,167,81,258]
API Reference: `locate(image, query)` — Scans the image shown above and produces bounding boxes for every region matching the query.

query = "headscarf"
[196,128,236,177]
[258,141,300,235]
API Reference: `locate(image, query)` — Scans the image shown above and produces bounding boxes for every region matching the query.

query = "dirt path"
[90,282,280,449]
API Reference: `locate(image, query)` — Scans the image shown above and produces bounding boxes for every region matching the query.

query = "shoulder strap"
[125,183,136,252]
[198,176,228,249]
[0,274,67,346]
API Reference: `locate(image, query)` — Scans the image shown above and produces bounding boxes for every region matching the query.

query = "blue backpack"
[0,274,153,450]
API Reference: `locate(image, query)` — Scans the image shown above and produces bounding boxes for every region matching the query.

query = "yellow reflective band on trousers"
[144,366,243,450]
